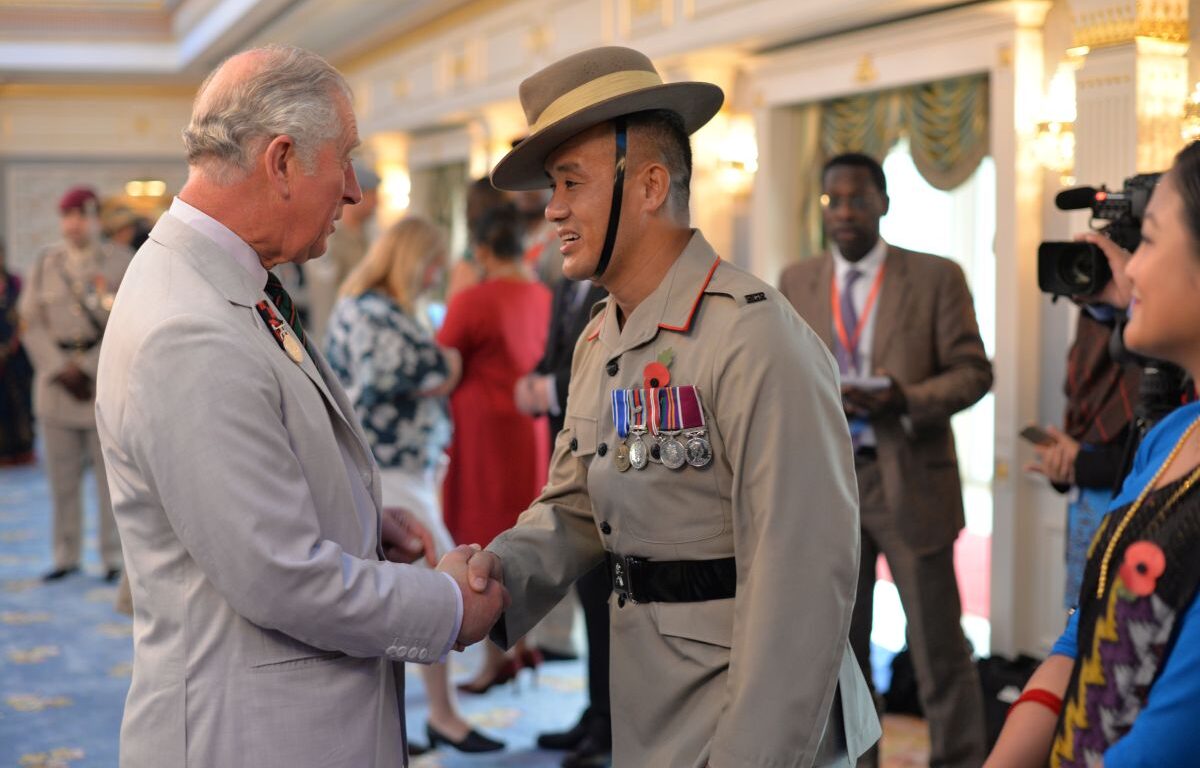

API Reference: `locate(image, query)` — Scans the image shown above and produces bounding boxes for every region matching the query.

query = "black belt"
[57,339,99,352]
[606,552,736,605]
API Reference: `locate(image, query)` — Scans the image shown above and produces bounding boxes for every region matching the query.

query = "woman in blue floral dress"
[326,216,504,754]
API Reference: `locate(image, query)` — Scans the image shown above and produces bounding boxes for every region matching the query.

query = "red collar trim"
[586,306,606,341]
[658,257,720,333]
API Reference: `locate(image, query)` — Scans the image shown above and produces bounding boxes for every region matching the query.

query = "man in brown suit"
[779,153,992,768]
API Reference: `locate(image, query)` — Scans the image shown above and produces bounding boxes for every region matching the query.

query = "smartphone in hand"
[1019,425,1055,446]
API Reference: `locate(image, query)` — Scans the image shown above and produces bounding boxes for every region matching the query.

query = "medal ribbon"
[630,388,646,432]
[831,264,886,369]
[647,387,660,436]
[661,387,682,432]
[611,388,630,438]
[677,385,706,430]
[255,300,292,355]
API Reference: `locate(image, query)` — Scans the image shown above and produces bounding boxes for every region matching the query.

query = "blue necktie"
[835,268,862,376]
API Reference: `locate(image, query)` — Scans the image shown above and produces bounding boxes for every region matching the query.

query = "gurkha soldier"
[20,186,131,581]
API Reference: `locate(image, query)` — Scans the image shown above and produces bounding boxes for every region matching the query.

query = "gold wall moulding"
[854,55,878,84]
[1071,2,1187,48]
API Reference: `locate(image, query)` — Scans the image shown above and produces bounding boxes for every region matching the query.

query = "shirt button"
[569,437,579,452]
[597,442,608,456]
[606,360,619,376]
[600,521,612,535]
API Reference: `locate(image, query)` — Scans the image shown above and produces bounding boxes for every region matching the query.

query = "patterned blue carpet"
[0,454,591,768]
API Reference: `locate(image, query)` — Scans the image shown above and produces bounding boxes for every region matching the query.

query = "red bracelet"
[1007,688,1063,719]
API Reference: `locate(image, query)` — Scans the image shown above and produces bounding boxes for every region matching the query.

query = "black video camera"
[1037,172,1162,298]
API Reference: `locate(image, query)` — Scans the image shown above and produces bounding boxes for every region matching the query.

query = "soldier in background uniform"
[465,46,881,767]
[19,186,131,582]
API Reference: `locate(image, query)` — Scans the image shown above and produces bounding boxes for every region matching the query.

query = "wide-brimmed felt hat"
[491,46,724,191]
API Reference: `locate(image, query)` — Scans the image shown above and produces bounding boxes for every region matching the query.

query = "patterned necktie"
[835,268,863,375]
[264,271,309,350]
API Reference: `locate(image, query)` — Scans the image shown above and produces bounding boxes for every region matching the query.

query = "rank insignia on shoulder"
[744,292,767,304]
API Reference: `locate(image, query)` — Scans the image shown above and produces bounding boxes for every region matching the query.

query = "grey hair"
[183,45,352,183]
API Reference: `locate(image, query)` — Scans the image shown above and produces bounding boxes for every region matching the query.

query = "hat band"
[530,70,663,134]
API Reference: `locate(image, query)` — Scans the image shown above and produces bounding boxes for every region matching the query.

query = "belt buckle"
[611,554,642,605]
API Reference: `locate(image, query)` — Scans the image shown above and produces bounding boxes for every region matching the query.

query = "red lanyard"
[831,264,886,361]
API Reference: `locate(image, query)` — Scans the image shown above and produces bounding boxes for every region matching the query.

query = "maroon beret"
[59,186,99,214]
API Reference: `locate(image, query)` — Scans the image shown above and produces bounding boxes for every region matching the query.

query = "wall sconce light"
[715,114,758,196]
[1034,64,1077,185]
[1182,82,1200,143]
[124,179,167,197]
[378,163,411,220]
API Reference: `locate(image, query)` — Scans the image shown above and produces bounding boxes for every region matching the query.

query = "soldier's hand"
[437,545,509,650]
[55,364,93,401]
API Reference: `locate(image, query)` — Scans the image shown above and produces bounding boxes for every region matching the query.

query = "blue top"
[325,291,452,473]
[1052,400,1200,766]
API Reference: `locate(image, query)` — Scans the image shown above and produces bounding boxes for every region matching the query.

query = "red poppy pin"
[644,348,674,389]
[1119,541,1166,597]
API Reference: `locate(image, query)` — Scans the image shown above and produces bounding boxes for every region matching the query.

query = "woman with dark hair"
[987,141,1200,767]
[0,240,34,465]
[437,203,551,693]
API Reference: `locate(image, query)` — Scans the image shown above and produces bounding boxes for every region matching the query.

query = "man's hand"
[513,373,552,416]
[1024,425,1080,485]
[55,363,93,401]
[380,507,436,566]
[437,545,509,650]
[842,375,906,419]
[1078,232,1134,310]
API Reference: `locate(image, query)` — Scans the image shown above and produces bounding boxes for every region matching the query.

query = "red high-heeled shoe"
[456,656,522,695]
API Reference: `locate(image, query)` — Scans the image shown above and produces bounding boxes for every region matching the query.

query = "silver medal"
[628,433,649,470]
[660,435,686,469]
[685,432,712,468]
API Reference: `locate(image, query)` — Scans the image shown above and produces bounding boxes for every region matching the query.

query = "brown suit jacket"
[779,244,993,553]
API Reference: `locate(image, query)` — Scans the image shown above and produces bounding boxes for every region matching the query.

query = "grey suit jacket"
[95,213,460,768]
[779,245,993,553]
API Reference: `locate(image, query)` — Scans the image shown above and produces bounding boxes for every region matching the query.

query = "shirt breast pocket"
[565,413,598,458]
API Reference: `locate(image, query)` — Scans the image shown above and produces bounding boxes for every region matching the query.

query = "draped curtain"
[796,74,989,259]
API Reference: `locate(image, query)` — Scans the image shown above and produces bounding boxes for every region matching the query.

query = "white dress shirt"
[832,237,889,448]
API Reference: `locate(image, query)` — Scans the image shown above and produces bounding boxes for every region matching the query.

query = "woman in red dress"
[437,203,552,691]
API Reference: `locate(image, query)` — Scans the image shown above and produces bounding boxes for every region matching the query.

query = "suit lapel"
[871,246,910,373]
[154,214,380,511]
[809,255,835,350]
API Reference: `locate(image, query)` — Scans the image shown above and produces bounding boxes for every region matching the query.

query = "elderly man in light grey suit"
[94,45,508,768]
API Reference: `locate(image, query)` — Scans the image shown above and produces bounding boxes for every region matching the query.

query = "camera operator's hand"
[1024,425,1080,485]
[1077,232,1134,310]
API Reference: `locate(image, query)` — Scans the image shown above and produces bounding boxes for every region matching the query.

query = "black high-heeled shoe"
[425,722,505,753]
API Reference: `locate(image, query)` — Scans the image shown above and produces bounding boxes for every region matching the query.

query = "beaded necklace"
[1097,413,1200,598]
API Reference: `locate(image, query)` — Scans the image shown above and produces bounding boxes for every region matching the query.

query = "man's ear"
[263,135,295,198]
[879,193,890,218]
[638,161,671,216]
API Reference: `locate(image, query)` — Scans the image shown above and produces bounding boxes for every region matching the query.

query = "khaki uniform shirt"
[18,239,131,428]
[490,231,880,767]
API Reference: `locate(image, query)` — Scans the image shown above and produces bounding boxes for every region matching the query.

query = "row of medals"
[614,427,712,472]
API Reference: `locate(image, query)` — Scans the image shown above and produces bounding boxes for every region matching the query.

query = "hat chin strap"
[593,117,627,279]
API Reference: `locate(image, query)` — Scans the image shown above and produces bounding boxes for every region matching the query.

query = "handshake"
[380,507,509,651]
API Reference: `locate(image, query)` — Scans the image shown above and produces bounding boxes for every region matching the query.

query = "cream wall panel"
[3,160,188,276]
[0,97,192,158]
[549,0,608,55]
